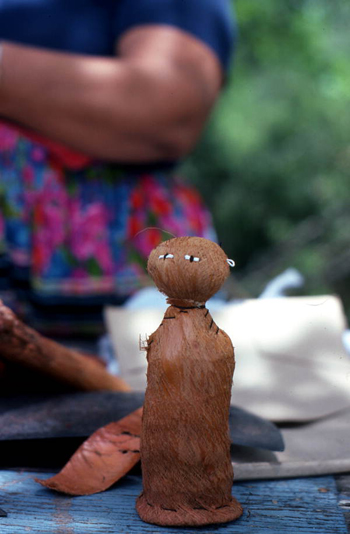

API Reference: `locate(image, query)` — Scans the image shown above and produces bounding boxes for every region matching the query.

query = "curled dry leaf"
[36,407,142,495]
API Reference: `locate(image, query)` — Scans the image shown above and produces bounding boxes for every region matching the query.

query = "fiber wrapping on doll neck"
[166,297,206,309]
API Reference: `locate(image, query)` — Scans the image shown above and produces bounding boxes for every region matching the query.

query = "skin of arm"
[0,26,222,162]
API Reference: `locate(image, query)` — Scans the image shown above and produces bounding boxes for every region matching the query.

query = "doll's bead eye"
[159,253,174,260]
[184,255,200,263]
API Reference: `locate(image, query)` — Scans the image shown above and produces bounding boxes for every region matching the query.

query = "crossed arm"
[0,26,222,162]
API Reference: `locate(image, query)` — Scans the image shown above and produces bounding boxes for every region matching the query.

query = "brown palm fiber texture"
[136,237,243,526]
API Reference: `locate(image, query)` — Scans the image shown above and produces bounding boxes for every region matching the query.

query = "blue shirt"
[0,0,236,70]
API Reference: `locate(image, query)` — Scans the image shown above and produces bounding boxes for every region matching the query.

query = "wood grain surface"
[0,470,348,533]
[337,474,350,531]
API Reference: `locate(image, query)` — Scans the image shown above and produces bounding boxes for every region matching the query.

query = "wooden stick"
[0,301,131,392]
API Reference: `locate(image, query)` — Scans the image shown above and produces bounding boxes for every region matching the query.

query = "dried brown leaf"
[36,407,142,495]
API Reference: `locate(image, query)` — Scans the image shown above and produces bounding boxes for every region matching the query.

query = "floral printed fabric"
[0,123,215,310]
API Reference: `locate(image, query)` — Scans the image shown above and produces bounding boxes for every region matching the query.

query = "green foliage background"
[183,0,350,317]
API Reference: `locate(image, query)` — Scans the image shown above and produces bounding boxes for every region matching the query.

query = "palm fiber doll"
[136,237,242,526]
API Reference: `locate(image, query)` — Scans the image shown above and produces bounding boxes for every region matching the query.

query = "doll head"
[147,237,234,305]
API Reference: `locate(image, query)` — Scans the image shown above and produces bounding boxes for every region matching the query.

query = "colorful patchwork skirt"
[0,124,215,335]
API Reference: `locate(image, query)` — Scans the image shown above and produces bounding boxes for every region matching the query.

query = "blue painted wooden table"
[0,470,348,533]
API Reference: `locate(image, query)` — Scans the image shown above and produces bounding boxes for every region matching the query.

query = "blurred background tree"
[183,0,350,318]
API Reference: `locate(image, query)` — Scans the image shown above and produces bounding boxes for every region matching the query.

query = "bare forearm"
[0,43,172,161]
[0,42,198,161]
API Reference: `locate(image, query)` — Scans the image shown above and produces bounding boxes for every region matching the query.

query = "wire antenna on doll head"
[132,227,177,240]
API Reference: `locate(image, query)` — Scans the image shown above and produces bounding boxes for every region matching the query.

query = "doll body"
[136,304,242,526]
[136,237,243,526]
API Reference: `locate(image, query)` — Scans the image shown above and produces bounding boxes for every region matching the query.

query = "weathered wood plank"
[0,471,347,533]
[336,473,350,532]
